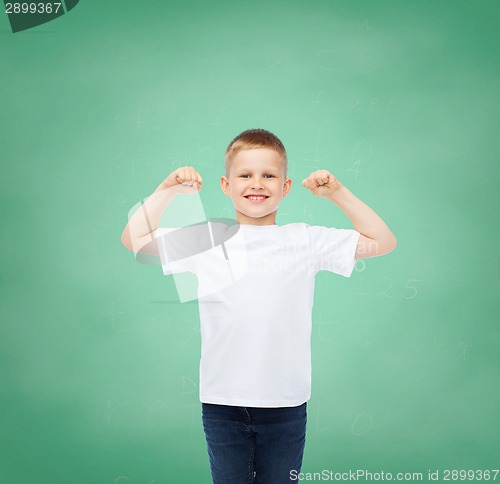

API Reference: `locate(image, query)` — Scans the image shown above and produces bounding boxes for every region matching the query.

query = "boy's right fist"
[161,166,203,193]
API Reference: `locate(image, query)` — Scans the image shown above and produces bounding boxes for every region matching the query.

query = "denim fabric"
[202,402,307,483]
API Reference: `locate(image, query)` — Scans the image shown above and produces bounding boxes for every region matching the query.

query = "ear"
[220,176,231,197]
[282,178,292,198]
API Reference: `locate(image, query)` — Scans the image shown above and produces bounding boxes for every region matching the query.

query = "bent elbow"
[121,233,132,251]
[387,236,397,253]
[378,235,397,256]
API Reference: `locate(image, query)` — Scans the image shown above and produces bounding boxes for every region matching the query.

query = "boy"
[121,129,397,483]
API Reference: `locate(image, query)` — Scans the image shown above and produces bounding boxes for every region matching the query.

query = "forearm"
[329,185,397,247]
[120,181,177,248]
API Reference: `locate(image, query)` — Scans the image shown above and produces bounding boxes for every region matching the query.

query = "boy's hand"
[301,170,342,199]
[160,166,203,194]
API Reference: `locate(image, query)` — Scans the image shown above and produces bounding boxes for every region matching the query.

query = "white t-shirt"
[156,222,360,408]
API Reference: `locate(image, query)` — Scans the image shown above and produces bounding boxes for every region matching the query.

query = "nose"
[251,177,265,189]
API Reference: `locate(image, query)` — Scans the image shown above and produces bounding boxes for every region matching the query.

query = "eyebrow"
[236,167,279,172]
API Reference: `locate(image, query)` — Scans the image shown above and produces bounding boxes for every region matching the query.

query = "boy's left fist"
[301,170,342,198]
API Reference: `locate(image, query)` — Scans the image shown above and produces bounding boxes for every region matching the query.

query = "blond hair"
[225,128,287,178]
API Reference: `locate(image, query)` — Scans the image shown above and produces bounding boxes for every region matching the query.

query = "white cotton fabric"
[156,222,360,408]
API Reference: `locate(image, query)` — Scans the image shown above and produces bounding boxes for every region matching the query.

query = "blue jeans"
[202,402,307,483]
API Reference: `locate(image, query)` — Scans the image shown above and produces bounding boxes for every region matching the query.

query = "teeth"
[248,196,266,200]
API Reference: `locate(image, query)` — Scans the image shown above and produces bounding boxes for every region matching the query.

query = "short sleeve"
[305,224,361,277]
[155,228,196,276]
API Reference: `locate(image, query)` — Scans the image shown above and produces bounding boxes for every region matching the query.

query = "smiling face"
[220,148,292,226]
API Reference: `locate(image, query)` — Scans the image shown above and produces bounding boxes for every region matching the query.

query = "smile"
[244,195,269,203]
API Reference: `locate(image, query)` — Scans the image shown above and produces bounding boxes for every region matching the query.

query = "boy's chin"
[235,207,279,222]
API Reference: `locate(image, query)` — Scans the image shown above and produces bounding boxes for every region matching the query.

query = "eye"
[239,174,275,178]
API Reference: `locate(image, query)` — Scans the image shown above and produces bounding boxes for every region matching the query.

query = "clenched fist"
[301,170,342,199]
[160,166,203,194]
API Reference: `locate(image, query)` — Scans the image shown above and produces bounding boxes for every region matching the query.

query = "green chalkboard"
[1,0,499,482]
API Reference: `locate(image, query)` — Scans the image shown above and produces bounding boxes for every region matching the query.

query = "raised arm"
[302,170,397,259]
[328,184,397,259]
[121,166,203,255]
